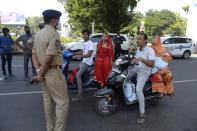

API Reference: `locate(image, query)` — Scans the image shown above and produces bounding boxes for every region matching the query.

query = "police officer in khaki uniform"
[32,9,69,131]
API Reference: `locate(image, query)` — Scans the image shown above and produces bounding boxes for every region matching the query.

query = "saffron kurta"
[150,36,174,94]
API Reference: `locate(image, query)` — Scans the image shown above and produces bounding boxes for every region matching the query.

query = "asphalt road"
[0,56,197,131]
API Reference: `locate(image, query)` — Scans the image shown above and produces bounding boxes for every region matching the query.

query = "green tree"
[64,0,139,35]
[144,9,186,37]
[26,16,43,33]
[65,0,98,36]
[96,0,138,33]
[166,14,187,36]
[121,12,144,35]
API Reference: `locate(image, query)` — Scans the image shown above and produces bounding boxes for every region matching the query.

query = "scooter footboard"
[94,88,115,97]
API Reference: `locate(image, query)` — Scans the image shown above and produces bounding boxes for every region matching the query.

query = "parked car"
[63,41,83,51]
[63,33,133,57]
[161,36,196,59]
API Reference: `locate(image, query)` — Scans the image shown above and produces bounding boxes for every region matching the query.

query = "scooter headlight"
[115,59,129,66]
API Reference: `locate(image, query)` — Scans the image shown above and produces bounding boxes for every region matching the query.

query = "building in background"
[186,0,197,43]
[59,12,71,37]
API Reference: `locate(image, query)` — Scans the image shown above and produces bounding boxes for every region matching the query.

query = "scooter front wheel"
[95,97,119,116]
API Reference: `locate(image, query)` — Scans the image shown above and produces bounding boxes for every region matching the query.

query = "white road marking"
[12,65,29,67]
[0,65,34,67]
[0,79,197,96]
[173,79,197,83]
[0,88,96,96]
[173,61,197,63]
[0,91,42,96]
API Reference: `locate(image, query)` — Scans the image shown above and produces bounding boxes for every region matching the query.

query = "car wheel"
[183,51,191,59]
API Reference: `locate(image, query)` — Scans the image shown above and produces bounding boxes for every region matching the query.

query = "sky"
[0,0,193,17]
[0,0,65,17]
[135,0,193,17]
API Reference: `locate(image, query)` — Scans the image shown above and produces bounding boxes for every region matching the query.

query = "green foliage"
[144,9,187,37]
[26,16,44,33]
[120,9,187,38]
[64,1,186,38]
[121,12,144,35]
[11,36,17,41]
[145,9,175,36]
[166,14,187,36]
[96,0,138,33]
[60,37,76,45]
[65,0,98,36]
[65,0,139,35]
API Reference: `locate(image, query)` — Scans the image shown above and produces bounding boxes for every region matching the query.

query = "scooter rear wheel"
[95,97,119,116]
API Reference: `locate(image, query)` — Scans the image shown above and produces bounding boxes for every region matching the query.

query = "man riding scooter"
[124,33,155,124]
[72,29,94,102]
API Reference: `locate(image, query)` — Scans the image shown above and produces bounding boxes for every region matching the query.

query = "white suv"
[64,33,132,57]
[161,36,196,59]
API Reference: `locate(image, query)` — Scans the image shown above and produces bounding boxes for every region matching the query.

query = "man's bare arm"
[73,50,83,55]
[15,41,24,49]
[141,58,155,68]
[83,50,93,58]
[73,50,93,59]
[32,54,40,70]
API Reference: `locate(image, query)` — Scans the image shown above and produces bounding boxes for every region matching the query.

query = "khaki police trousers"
[41,69,69,131]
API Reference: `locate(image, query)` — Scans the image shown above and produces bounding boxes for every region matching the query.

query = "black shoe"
[24,75,29,79]
[3,75,8,79]
[9,74,14,77]
[137,113,147,124]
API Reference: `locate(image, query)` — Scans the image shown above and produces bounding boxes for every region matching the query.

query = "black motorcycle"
[94,54,161,116]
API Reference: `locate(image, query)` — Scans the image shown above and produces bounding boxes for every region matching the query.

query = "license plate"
[112,68,121,73]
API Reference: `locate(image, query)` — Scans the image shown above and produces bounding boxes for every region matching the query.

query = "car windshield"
[90,35,102,43]
[160,37,168,43]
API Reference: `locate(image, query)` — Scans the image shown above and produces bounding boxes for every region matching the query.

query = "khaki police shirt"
[33,25,63,66]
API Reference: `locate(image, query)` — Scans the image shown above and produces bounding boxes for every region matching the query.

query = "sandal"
[159,93,164,98]
[137,114,147,124]
[169,93,176,99]
[72,94,82,102]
